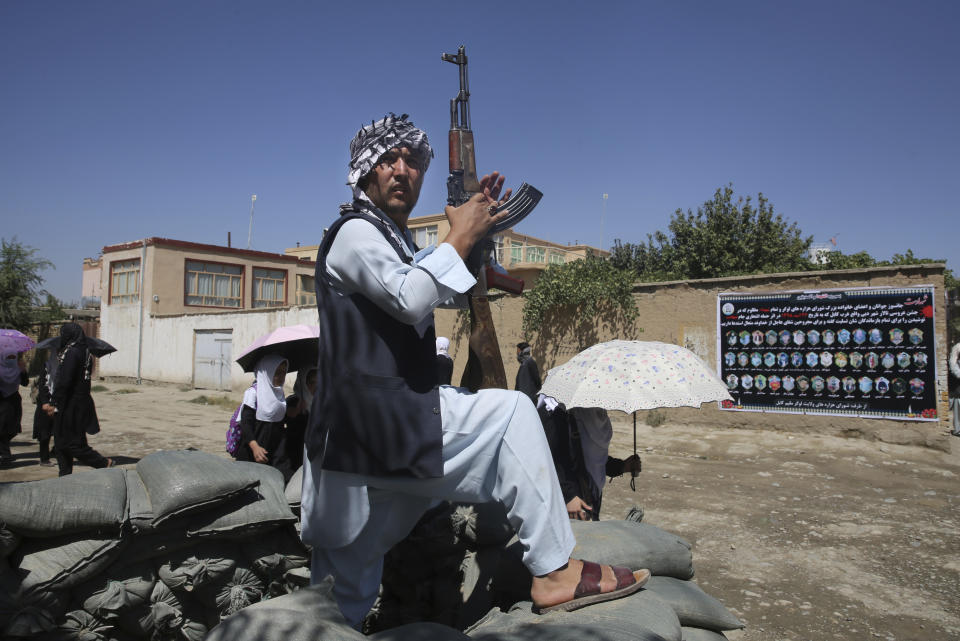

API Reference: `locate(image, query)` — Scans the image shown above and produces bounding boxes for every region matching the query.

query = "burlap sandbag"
[0,469,127,538]
[139,581,207,641]
[183,463,296,538]
[136,450,260,526]
[46,609,112,641]
[284,465,302,512]
[466,589,682,641]
[370,621,471,640]
[1,522,19,559]
[123,469,154,535]
[206,577,366,641]
[241,525,309,596]
[455,502,515,548]
[681,626,729,641]
[14,535,126,595]
[197,563,265,620]
[74,561,155,624]
[643,577,743,631]
[569,520,695,580]
[1,563,67,638]
[156,542,238,593]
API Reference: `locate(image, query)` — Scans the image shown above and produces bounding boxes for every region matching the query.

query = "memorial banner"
[717,286,938,420]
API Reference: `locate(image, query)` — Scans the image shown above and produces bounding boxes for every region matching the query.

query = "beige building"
[96,238,317,390]
[100,237,316,314]
[284,214,606,290]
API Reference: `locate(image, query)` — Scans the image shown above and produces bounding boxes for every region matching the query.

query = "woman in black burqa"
[0,347,29,466]
[42,323,113,476]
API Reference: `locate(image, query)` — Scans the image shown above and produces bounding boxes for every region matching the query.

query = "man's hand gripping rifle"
[442,45,542,391]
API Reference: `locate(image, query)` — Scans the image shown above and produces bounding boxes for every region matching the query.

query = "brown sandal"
[534,562,650,614]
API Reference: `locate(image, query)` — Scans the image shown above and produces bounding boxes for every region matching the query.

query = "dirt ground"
[2,380,959,641]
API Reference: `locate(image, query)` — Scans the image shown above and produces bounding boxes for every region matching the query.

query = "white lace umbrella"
[540,340,731,413]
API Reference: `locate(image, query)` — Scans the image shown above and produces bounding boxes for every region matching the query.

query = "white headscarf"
[243,354,288,423]
[436,337,450,357]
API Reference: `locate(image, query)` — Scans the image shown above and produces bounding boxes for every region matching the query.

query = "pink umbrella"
[0,329,36,354]
[236,324,319,373]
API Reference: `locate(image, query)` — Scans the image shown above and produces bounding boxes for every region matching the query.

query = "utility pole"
[600,193,608,251]
[246,194,257,249]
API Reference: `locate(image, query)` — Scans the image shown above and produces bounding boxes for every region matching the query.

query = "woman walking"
[42,323,113,476]
[0,348,29,466]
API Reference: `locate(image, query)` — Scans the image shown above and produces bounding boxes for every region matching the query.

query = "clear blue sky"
[2,1,957,303]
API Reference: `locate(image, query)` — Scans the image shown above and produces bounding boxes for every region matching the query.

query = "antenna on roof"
[246,195,257,249]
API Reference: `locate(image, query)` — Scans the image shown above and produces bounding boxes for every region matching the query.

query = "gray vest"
[305,207,443,478]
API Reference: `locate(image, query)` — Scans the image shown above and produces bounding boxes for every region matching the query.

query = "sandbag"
[74,561,155,623]
[0,470,127,538]
[569,520,695,580]
[199,563,264,619]
[459,547,508,630]
[466,590,682,641]
[46,609,112,641]
[681,626,729,641]
[370,621,471,640]
[123,470,154,535]
[183,462,296,538]
[455,502,515,548]
[156,542,238,593]
[242,525,309,596]
[15,535,126,594]
[644,577,743,631]
[284,465,302,511]
[1,564,67,637]
[119,528,195,567]
[1,522,20,558]
[143,581,207,641]
[136,450,260,525]
[206,579,366,641]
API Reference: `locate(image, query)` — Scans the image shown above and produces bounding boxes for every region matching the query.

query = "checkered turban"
[347,113,433,194]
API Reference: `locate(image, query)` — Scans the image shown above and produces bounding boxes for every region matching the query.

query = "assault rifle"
[441,45,542,392]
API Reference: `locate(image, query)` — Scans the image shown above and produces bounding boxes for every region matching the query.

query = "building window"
[109,259,140,304]
[412,224,438,249]
[525,246,545,263]
[253,267,287,308]
[185,260,243,308]
[511,241,523,263]
[549,252,565,265]
[297,274,316,306]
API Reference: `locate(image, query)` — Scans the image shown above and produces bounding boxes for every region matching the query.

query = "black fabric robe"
[237,404,293,482]
[51,344,99,445]
[514,356,542,405]
[0,370,28,439]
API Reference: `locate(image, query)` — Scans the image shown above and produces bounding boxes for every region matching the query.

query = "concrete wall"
[98,303,317,390]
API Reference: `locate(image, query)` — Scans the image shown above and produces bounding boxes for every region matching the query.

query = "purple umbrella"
[0,329,36,354]
[236,324,320,373]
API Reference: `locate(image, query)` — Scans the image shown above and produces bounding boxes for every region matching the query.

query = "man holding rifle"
[301,113,649,627]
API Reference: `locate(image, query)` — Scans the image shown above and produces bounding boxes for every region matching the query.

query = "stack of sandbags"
[0,450,308,641]
[353,501,743,640]
[462,517,744,641]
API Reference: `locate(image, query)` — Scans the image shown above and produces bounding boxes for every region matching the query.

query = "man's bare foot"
[531,559,647,611]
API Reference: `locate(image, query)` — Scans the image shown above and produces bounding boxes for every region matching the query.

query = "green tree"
[521,255,638,339]
[0,237,54,331]
[610,184,813,280]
